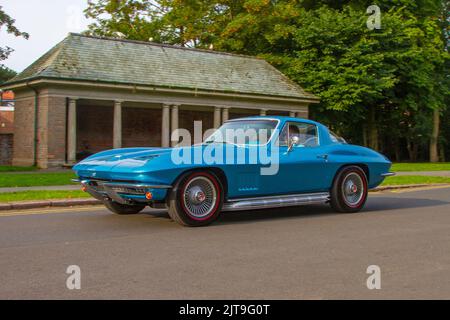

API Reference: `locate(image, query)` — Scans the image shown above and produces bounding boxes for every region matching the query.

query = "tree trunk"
[407,139,418,162]
[367,106,379,150]
[362,126,368,147]
[429,109,440,162]
[395,141,401,162]
[439,142,446,162]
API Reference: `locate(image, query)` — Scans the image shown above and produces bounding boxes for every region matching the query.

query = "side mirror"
[288,136,299,152]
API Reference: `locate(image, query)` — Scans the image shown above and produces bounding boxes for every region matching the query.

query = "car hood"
[73,143,264,181]
[73,147,174,179]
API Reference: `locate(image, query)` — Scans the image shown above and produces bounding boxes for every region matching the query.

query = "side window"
[330,131,347,144]
[330,132,339,143]
[279,122,319,147]
[279,124,289,146]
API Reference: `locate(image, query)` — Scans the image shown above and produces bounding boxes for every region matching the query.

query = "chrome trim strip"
[222,192,330,212]
[75,178,172,189]
[102,182,172,189]
[381,172,396,177]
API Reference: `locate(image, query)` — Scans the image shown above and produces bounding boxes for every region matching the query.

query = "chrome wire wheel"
[341,172,364,207]
[182,176,217,219]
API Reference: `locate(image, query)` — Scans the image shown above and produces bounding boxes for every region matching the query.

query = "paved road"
[0,186,449,299]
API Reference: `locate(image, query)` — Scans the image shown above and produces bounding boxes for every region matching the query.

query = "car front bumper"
[73,179,171,204]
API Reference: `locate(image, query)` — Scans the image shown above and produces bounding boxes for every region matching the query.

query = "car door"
[262,121,331,194]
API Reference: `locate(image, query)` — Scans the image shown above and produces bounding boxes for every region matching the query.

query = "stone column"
[113,100,122,149]
[161,104,171,148]
[171,105,179,147]
[260,109,267,116]
[222,107,229,124]
[67,98,77,164]
[213,107,221,129]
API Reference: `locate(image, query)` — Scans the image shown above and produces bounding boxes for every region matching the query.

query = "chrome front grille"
[86,180,146,195]
[91,184,106,193]
[110,186,146,195]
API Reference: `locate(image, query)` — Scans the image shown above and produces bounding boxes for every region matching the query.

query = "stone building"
[0,33,319,168]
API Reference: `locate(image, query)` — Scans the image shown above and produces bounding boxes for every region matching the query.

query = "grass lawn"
[0,166,37,172]
[381,175,450,186]
[391,163,450,172]
[0,191,90,203]
[0,172,77,188]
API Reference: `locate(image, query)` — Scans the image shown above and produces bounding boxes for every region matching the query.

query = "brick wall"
[0,134,13,165]
[46,96,67,167]
[0,110,14,134]
[77,104,113,155]
[267,110,290,116]
[122,107,162,147]
[12,96,35,166]
[179,109,214,143]
[229,109,260,120]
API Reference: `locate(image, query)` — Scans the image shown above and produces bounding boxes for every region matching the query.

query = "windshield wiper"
[203,141,233,145]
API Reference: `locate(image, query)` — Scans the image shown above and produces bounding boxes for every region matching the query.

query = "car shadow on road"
[363,196,450,212]
[214,196,450,226]
[216,205,336,225]
[139,196,449,226]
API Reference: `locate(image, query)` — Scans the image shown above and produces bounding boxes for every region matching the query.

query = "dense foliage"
[0,65,16,84]
[85,0,449,161]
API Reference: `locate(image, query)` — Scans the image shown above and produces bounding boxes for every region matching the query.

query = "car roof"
[227,116,322,127]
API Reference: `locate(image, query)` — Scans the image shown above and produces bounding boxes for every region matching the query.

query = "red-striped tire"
[167,171,224,227]
[330,166,368,213]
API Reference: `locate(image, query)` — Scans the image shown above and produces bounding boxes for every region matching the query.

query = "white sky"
[0,0,91,72]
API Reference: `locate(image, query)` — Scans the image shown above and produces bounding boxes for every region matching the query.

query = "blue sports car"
[73,116,394,226]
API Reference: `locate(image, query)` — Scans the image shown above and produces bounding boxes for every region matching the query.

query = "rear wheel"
[167,171,224,227]
[330,166,368,213]
[104,200,146,215]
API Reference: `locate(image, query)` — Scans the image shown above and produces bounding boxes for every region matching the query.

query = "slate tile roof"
[5,33,318,101]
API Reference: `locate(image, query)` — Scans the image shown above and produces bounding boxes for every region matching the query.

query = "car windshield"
[204,120,278,146]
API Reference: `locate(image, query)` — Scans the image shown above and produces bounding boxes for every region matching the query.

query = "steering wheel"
[303,136,318,147]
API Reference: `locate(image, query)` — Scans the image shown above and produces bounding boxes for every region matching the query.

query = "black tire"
[167,171,224,227]
[330,166,368,213]
[104,200,146,215]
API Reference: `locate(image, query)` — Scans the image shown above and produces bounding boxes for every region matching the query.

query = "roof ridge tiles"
[68,33,262,60]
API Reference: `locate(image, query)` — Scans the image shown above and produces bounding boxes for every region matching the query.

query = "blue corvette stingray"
[73,116,394,226]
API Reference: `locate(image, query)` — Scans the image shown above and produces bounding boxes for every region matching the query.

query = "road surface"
[0,186,449,299]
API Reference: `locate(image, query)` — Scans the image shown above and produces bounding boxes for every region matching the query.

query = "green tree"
[86,0,449,161]
[0,5,29,64]
[0,65,16,84]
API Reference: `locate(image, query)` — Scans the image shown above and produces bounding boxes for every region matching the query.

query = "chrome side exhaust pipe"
[222,192,330,212]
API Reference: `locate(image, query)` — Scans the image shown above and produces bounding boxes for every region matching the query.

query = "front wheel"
[330,166,368,213]
[104,200,146,215]
[167,171,224,227]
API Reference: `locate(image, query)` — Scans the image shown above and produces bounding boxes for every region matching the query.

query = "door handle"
[317,154,329,160]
